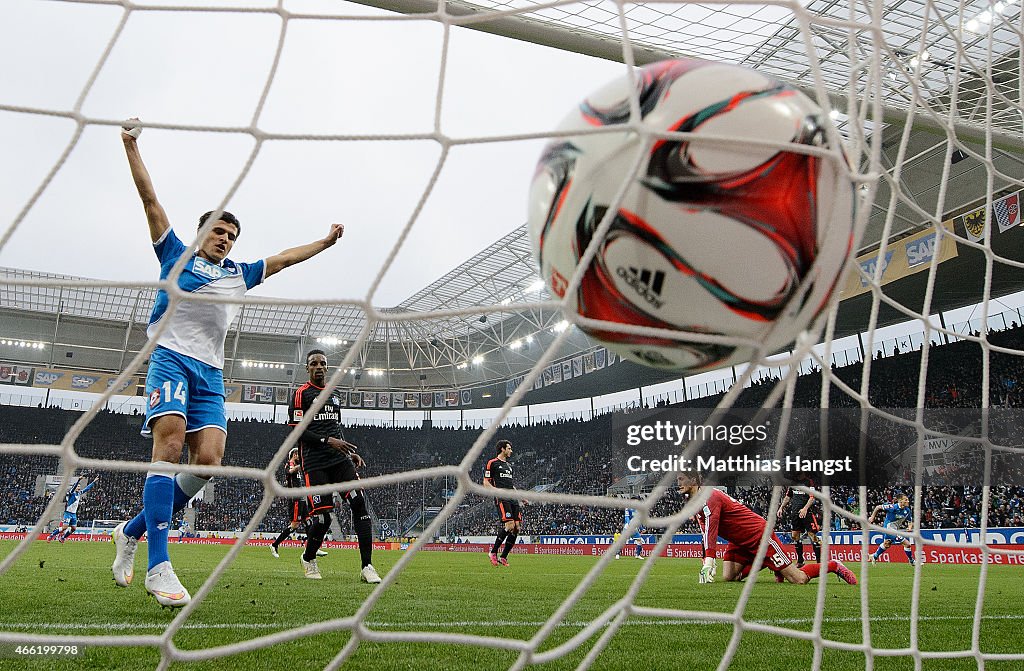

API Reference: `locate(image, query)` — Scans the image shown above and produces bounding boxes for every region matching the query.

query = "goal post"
[0,0,1021,669]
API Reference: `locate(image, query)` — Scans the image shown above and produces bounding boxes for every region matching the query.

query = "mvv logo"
[616,266,665,308]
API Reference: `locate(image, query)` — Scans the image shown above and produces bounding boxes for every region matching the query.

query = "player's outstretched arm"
[265,224,344,278]
[868,505,883,525]
[121,118,170,243]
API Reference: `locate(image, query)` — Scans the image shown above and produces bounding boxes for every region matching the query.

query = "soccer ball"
[527,58,856,373]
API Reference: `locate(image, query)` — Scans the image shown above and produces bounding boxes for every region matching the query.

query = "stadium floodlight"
[509,340,522,350]
[552,320,570,333]
[964,0,1016,32]
[524,279,545,293]
[472,355,484,365]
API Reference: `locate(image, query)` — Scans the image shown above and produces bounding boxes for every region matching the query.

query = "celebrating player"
[49,476,99,543]
[777,472,822,567]
[290,350,380,583]
[677,471,857,585]
[623,507,646,559]
[869,494,916,565]
[483,440,520,566]
[270,447,326,559]
[110,119,347,608]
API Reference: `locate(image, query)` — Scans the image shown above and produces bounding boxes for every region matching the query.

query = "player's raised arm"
[121,118,170,243]
[868,504,884,525]
[265,224,344,278]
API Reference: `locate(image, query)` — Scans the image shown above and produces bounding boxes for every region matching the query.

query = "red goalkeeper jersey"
[694,488,768,558]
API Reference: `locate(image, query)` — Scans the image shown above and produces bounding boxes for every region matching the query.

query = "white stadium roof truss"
[1,0,1020,386]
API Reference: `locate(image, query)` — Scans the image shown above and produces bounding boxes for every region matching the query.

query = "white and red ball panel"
[527,57,856,374]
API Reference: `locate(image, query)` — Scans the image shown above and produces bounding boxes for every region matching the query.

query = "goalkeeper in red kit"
[676,472,857,585]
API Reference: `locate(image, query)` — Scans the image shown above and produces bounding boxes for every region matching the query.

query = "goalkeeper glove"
[699,557,716,584]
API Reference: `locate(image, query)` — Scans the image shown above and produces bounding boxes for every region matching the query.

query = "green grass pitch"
[0,540,1021,670]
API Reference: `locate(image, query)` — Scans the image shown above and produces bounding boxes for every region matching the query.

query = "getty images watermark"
[611,407,1024,487]
[623,418,853,478]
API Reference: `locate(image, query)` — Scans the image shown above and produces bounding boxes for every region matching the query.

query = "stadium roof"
[0,226,555,345]
[1,0,1022,404]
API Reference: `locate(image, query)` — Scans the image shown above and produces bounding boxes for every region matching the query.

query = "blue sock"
[143,472,174,571]
[124,473,207,539]
[873,546,884,559]
[124,510,147,539]
[905,546,915,563]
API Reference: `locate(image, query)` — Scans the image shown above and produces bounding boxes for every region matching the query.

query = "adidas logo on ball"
[616,266,665,309]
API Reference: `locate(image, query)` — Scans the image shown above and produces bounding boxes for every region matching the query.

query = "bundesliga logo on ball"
[528,58,858,373]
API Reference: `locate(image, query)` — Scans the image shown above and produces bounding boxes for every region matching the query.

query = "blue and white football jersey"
[882,502,912,529]
[64,480,95,515]
[148,228,265,369]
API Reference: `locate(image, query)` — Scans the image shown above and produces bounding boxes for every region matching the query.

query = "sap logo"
[71,375,99,389]
[905,233,937,267]
[858,251,894,287]
[106,378,131,392]
[34,372,63,386]
[616,266,665,308]
[194,257,227,280]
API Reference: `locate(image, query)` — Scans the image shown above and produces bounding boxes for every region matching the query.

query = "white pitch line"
[0,614,1022,632]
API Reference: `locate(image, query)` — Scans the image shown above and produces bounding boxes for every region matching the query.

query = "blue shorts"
[143,346,226,436]
[62,512,77,526]
[884,524,909,544]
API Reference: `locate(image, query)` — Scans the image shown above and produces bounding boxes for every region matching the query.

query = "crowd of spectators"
[1,323,1023,540]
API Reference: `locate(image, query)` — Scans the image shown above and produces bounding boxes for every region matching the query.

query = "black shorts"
[291,499,310,526]
[496,498,522,523]
[790,512,820,536]
[304,458,360,515]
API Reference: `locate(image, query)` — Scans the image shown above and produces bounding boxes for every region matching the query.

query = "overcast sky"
[0,0,628,306]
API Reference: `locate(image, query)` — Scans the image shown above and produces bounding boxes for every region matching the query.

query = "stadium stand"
[1,324,1022,538]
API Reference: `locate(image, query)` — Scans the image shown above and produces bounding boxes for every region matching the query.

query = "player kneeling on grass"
[676,471,857,585]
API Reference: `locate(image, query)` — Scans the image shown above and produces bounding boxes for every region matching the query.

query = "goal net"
[0,0,1022,669]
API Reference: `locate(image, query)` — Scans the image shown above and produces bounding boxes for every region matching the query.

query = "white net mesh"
[1,0,1023,669]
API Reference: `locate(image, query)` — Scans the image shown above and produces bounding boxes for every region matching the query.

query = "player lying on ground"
[676,471,857,585]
